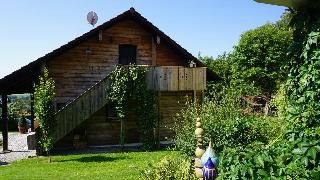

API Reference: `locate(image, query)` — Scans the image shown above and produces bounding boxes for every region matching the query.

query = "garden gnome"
[195,117,205,179]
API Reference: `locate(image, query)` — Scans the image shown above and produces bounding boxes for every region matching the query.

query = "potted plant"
[18,116,27,134]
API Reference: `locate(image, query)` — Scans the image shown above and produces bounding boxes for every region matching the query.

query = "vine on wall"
[107,65,156,150]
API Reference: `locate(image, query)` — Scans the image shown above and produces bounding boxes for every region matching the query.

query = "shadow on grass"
[57,155,131,163]
[0,161,9,166]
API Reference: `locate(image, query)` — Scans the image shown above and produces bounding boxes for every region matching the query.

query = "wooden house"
[0,8,218,150]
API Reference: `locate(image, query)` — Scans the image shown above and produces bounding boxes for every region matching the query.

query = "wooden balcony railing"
[146,66,206,91]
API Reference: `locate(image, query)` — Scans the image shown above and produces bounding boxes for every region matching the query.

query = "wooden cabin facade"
[0,8,218,150]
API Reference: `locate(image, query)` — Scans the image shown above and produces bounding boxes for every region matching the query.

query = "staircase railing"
[53,73,111,143]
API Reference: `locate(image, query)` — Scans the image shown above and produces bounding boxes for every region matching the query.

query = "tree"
[34,68,55,161]
[232,22,293,96]
[200,53,233,85]
[200,53,235,100]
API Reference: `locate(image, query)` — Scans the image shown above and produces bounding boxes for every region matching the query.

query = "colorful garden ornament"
[201,142,219,167]
[201,142,219,179]
[203,157,218,180]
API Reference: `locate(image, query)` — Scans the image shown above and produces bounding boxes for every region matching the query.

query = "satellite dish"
[87,11,98,26]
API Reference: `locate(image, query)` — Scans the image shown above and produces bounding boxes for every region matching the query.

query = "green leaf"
[301,156,309,166]
[257,169,268,177]
[256,155,264,168]
[307,147,317,160]
[292,148,304,155]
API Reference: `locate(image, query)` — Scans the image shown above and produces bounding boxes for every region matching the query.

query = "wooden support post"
[201,90,205,105]
[152,37,157,66]
[120,118,125,152]
[193,68,197,103]
[1,94,9,152]
[156,91,161,149]
[30,93,35,132]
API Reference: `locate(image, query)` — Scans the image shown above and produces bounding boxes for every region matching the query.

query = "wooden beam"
[193,68,196,103]
[1,94,8,151]
[152,37,157,66]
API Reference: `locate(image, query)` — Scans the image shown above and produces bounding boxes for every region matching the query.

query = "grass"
[0,150,179,180]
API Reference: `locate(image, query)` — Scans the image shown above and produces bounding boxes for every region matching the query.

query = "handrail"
[55,72,112,114]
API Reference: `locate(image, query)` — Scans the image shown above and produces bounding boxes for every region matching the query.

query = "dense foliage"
[217,8,320,179]
[174,92,283,157]
[171,9,320,179]
[232,23,292,95]
[34,68,56,155]
[107,65,156,150]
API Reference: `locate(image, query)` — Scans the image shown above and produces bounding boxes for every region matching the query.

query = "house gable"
[49,18,190,104]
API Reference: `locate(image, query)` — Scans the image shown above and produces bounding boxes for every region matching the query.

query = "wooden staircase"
[53,74,111,143]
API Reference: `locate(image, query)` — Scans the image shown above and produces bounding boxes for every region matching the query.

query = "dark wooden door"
[118,44,137,65]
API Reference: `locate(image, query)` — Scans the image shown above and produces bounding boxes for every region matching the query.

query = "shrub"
[141,155,196,180]
[18,116,27,127]
[217,133,320,179]
[34,68,56,156]
[174,92,284,156]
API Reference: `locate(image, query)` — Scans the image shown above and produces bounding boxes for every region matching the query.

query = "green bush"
[174,93,284,156]
[141,155,196,180]
[34,68,56,155]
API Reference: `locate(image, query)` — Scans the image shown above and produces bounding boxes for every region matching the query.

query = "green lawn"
[0,150,178,180]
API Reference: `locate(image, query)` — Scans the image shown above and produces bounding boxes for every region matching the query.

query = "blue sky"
[0,1,285,78]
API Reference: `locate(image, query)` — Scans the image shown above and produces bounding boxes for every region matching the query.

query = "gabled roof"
[0,8,218,94]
